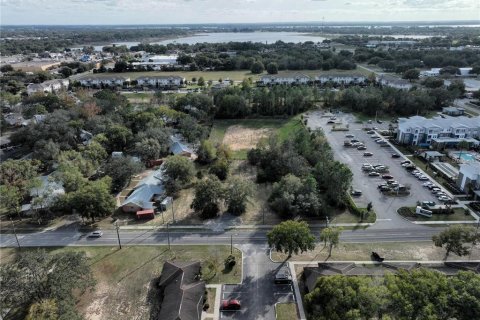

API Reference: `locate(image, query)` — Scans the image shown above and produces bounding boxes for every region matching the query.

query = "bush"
[203,303,209,311]
[224,255,236,270]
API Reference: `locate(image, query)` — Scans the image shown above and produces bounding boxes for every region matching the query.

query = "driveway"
[220,244,295,320]
[306,111,435,230]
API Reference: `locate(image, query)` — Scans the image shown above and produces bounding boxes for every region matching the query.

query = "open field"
[120,92,153,103]
[1,245,241,320]
[272,241,480,262]
[76,68,370,83]
[276,303,298,320]
[208,116,304,159]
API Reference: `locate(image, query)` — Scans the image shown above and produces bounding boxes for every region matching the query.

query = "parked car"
[351,139,360,143]
[391,154,400,158]
[87,231,103,238]
[363,152,373,157]
[221,299,241,311]
[377,120,383,124]
[366,130,375,134]
[438,196,451,202]
[418,175,429,181]
[401,160,411,165]
[382,174,394,180]
[421,201,436,207]
[370,134,378,138]
[357,145,367,150]
[274,270,292,284]
[422,182,433,187]
[380,185,391,192]
[327,120,335,124]
[345,134,355,138]
[351,190,363,196]
[368,171,380,177]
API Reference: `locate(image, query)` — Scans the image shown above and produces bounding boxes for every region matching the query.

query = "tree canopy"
[267,220,316,257]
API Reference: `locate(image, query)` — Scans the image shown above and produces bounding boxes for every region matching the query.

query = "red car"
[221,299,241,311]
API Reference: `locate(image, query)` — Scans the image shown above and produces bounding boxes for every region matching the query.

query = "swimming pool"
[452,152,476,162]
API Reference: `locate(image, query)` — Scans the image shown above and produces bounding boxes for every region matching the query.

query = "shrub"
[224,255,236,270]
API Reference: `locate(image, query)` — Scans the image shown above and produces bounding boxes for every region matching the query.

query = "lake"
[80,32,328,51]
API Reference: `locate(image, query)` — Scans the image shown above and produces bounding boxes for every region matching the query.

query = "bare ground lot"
[0,245,242,320]
[272,242,480,262]
[222,125,274,151]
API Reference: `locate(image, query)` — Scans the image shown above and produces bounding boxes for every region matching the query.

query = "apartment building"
[396,115,480,147]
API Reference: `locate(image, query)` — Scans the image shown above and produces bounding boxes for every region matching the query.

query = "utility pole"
[171,197,175,223]
[10,218,20,249]
[115,221,122,249]
[167,223,171,250]
[230,234,233,254]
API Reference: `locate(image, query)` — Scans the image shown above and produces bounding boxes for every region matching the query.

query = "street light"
[10,218,20,249]
[166,222,171,250]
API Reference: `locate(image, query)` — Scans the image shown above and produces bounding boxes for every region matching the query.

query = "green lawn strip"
[205,287,216,313]
[272,241,480,262]
[398,206,475,222]
[276,303,298,320]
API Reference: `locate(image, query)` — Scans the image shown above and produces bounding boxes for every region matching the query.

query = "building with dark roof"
[158,261,205,320]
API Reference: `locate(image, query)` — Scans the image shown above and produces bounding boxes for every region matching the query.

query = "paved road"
[306,111,441,230]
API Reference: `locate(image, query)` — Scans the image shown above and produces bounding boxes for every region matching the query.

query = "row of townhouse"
[396,115,480,147]
[376,75,413,90]
[26,79,70,95]
[259,73,367,86]
[77,75,184,87]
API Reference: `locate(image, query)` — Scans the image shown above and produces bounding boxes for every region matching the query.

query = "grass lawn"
[205,287,216,314]
[271,241,480,262]
[398,206,475,222]
[121,92,153,103]
[276,303,298,320]
[1,245,242,320]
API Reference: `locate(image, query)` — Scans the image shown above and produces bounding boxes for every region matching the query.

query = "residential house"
[458,67,473,77]
[78,76,130,87]
[121,166,165,213]
[376,75,412,90]
[32,114,47,124]
[170,135,195,158]
[158,261,205,320]
[420,68,442,77]
[315,73,366,85]
[260,73,311,85]
[456,162,480,194]
[21,175,65,213]
[3,113,27,126]
[396,115,480,147]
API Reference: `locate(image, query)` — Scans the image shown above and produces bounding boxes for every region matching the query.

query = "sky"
[1,0,479,25]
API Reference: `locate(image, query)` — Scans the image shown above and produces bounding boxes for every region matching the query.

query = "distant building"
[78,76,130,87]
[396,115,480,147]
[157,261,205,320]
[458,67,473,77]
[315,73,366,85]
[27,79,69,95]
[260,73,311,85]
[136,75,184,87]
[420,68,442,77]
[376,75,412,90]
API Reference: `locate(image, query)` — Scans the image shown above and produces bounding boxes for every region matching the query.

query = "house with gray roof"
[121,166,166,213]
[260,73,311,85]
[158,261,205,320]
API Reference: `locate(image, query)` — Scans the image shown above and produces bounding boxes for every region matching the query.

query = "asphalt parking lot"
[220,245,295,320]
[307,111,439,229]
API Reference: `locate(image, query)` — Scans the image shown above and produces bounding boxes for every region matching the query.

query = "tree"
[26,299,58,320]
[191,175,224,218]
[224,176,254,215]
[67,177,115,222]
[266,62,278,74]
[197,76,205,87]
[433,225,479,259]
[449,271,480,320]
[314,161,352,206]
[59,66,73,78]
[385,268,453,320]
[250,61,264,74]
[403,68,420,81]
[105,124,132,152]
[0,249,95,320]
[0,185,22,217]
[305,275,384,320]
[320,227,342,256]
[104,157,144,192]
[164,155,195,193]
[209,157,230,181]
[134,138,162,162]
[0,159,40,195]
[0,64,14,72]
[196,140,216,164]
[267,220,316,257]
[33,139,60,169]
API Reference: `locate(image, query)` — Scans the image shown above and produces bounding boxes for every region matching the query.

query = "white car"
[438,196,451,202]
[345,134,355,138]
[418,175,429,181]
[88,231,103,238]
[422,182,433,187]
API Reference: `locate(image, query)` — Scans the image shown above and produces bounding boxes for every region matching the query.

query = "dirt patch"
[222,125,273,150]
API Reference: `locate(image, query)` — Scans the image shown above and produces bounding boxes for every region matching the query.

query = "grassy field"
[1,245,241,320]
[208,116,304,159]
[272,241,480,262]
[121,92,153,103]
[77,68,370,82]
[276,303,298,320]
[398,206,475,222]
